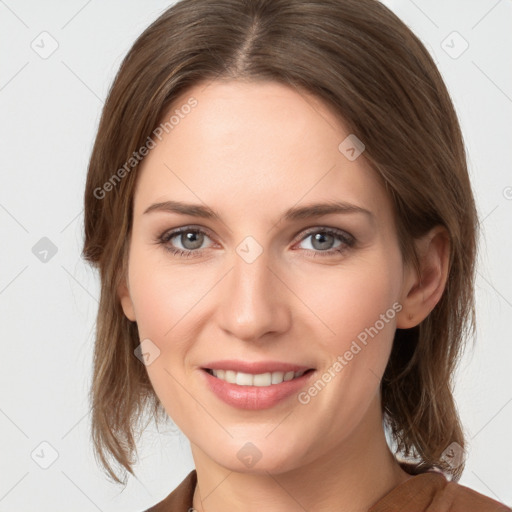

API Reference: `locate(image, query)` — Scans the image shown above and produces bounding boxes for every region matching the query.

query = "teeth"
[210,369,307,386]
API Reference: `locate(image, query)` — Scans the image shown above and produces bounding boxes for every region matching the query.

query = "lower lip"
[201,369,315,410]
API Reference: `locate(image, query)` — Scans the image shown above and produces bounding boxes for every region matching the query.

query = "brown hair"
[82,0,478,485]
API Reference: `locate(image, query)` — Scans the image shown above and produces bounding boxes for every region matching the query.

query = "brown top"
[145,469,511,511]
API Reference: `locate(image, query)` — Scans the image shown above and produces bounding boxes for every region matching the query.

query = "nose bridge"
[218,239,289,341]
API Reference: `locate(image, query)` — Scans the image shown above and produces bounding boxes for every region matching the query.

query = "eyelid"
[291,225,355,245]
[159,224,354,244]
[157,224,356,258]
[159,225,218,247]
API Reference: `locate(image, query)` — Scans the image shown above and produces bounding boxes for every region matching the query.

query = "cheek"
[128,238,403,354]
[125,241,403,447]
[126,251,207,421]
[301,257,402,343]
[127,242,212,338]
[300,253,403,402]
[126,244,222,404]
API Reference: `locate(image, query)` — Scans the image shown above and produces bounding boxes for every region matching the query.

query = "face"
[119,79,411,474]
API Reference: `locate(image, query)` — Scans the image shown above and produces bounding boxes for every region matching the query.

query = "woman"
[82,0,511,510]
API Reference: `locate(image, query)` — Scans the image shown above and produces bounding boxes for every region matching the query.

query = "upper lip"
[202,360,314,374]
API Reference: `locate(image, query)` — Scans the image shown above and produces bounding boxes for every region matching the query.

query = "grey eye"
[310,232,337,251]
[174,230,206,250]
[299,232,343,251]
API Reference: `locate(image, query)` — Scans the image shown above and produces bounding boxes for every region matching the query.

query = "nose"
[217,247,292,343]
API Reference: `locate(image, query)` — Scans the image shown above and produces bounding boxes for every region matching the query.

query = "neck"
[191,395,412,512]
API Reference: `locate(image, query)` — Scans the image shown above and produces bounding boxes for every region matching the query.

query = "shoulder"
[429,478,511,512]
[142,467,511,512]
[143,469,197,512]
[369,471,511,512]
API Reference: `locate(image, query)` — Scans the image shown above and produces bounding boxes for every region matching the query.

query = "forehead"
[132,80,391,225]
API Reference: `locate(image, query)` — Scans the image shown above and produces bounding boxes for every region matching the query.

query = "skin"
[119,80,450,512]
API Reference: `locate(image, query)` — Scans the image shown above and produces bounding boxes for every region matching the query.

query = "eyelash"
[155,225,356,259]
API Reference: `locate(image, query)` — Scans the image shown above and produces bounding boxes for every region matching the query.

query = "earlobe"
[396,226,450,329]
[118,279,136,322]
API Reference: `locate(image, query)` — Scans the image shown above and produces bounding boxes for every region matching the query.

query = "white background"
[0,0,511,510]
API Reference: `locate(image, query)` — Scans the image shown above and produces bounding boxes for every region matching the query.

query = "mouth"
[202,368,315,387]
[200,362,317,410]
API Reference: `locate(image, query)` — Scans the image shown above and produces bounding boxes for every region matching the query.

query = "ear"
[118,277,136,322]
[396,226,450,329]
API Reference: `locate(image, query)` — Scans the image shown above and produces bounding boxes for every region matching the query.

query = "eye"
[295,227,355,257]
[157,226,214,257]
[156,226,355,258]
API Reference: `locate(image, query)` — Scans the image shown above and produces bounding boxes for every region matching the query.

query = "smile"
[204,368,312,387]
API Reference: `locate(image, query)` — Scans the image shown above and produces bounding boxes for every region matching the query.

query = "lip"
[201,359,313,374]
[200,366,316,410]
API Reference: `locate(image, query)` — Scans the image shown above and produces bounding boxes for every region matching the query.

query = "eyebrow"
[144,201,374,221]
[143,200,373,222]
